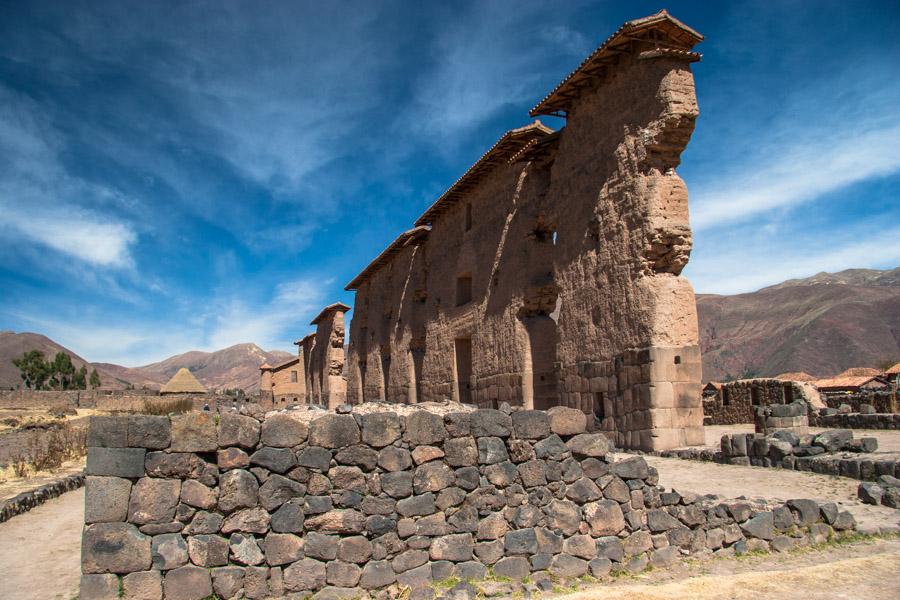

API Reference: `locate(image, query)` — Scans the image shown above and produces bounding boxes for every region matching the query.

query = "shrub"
[141,398,194,415]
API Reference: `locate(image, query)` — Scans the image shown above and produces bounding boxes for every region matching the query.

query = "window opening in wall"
[456,274,473,306]
[465,203,472,231]
[551,231,557,245]
[593,392,606,423]
[358,359,367,402]
[750,386,761,406]
[783,383,794,403]
[290,370,298,383]
[674,355,681,365]
[722,388,730,406]
[454,337,472,405]
[381,353,392,402]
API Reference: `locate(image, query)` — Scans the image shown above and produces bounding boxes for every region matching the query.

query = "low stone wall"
[0,389,239,413]
[80,407,856,600]
[821,391,896,414]
[0,472,85,523]
[660,429,899,482]
[811,412,900,430]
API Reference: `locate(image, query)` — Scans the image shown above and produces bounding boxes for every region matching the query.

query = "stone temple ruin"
[272,10,705,452]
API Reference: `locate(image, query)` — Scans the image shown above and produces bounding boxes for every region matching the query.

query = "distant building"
[814,374,887,394]
[160,367,207,394]
[259,354,306,408]
[774,371,816,382]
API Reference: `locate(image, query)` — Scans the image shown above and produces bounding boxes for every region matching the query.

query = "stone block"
[326,560,362,587]
[170,412,218,453]
[80,574,120,600]
[129,478,181,525]
[211,566,245,600]
[469,409,512,437]
[85,476,132,523]
[163,566,213,600]
[309,414,361,448]
[259,474,305,511]
[492,556,530,580]
[180,480,217,510]
[122,570,163,600]
[187,534,229,567]
[83,523,152,574]
[222,507,271,534]
[360,560,397,589]
[360,412,402,447]
[263,532,304,566]
[218,469,259,513]
[261,413,309,447]
[511,410,551,439]
[430,533,474,561]
[218,413,261,448]
[88,416,129,448]
[86,447,146,478]
[228,533,265,566]
[151,533,189,570]
[477,436,509,464]
[250,446,296,473]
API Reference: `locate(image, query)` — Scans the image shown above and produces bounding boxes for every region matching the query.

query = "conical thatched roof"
[161,367,207,394]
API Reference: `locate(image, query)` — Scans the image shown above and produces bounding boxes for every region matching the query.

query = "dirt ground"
[0,487,83,600]
[563,537,900,600]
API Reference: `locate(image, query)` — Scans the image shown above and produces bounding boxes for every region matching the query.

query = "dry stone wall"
[81,407,856,600]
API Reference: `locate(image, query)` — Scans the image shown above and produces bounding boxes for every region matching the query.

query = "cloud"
[0,84,138,268]
[686,226,900,295]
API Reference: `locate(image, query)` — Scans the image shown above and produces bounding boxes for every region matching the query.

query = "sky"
[1,0,898,366]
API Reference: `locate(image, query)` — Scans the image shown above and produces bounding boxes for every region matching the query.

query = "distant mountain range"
[2,268,898,391]
[697,268,900,381]
[0,331,292,392]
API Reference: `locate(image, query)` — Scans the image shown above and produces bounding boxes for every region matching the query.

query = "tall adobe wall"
[343,11,704,451]
[80,408,856,599]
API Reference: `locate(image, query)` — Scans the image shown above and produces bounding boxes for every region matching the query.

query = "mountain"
[0,331,132,390]
[697,267,900,381]
[0,332,293,392]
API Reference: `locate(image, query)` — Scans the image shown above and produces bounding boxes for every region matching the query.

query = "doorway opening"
[454,337,472,405]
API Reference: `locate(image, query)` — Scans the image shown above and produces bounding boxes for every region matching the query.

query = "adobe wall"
[80,406,855,600]
[344,16,705,451]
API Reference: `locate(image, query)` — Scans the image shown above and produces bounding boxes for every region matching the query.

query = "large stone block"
[404,411,447,445]
[170,412,218,453]
[218,469,259,513]
[250,446,297,473]
[284,558,327,591]
[469,409,512,438]
[88,416,128,448]
[83,523,152,574]
[547,406,587,436]
[163,566,213,600]
[261,413,309,447]
[86,447,146,478]
[79,574,119,600]
[263,532,304,566]
[566,433,610,457]
[180,480,217,510]
[360,412,402,447]
[85,476,132,523]
[259,474,306,511]
[211,566,245,600]
[218,413,261,448]
[584,500,625,536]
[145,452,208,479]
[122,570,163,600]
[308,414,361,448]
[511,410,550,439]
[151,533,189,570]
[127,415,171,449]
[430,533,474,562]
[128,478,181,525]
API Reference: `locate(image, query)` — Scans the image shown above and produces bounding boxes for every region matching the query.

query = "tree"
[12,350,50,390]
[49,352,76,390]
[73,365,88,390]
[89,368,101,389]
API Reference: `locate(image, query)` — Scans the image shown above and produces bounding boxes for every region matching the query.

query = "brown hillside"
[697,268,900,381]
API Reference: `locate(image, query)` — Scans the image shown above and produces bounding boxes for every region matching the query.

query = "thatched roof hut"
[160,367,207,394]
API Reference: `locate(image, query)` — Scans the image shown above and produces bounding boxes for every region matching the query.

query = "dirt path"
[642,455,900,533]
[0,487,83,600]
[563,537,900,600]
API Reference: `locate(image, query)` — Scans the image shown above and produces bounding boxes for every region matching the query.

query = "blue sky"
[1,0,898,365]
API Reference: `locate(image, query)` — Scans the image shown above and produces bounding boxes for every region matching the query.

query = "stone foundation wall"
[811,412,900,430]
[820,391,896,414]
[81,407,856,600]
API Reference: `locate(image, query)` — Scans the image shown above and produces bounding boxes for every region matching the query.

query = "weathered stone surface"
[306,509,367,534]
[84,476,132,524]
[787,499,820,527]
[533,435,569,460]
[647,508,682,532]
[492,556,530,580]
[262,532,304,566]
[164,565,213,600]
[546,499,582,535]
[602,476,630,503]
[511,410,551,439]
[360,412,402,447]
[126,415,171,450]
[547,406,587,436]
[503,528,538,555]
[360,560,397,589]
[261,413,309,447]
[611,456,649,480]
[211,566,245,600]
[81,523,151,573]
[397,492,437,517]
[250,446,296,473]
[259,474,305,511]
[326,560,362,587]
[403,410,448,445]
[478,436,509,464]
[122,570,163,600]
[187,534,229,567]
[304,532,340,560]
[335,444,380,470]
[566,477,602,502]
[467,409,510,438]
[564,534,597,560]
[858,482,883,505]
[741,511,774,540]
[517,460,548,488]
[412,445,445,464]
[180,480,217,511]
[338,535,373,564]
[382,471,414,498]
[551,554,589,577]
[220,506,270,535]
[243,565,269,598]
[623,530,653,556]
[151,533,189,570]
[229,533,265,566]
[169,412,217,453]
[309,414,361,448]
[566,433,610,457]
[430,533,474,561]
[595,536,625,562]
[218,447,250,471]
[80,574,120,600]
[376,446,411,472]
[270,498,305,533]
[129,478,181,525]
[218,413,261,448]
[183,511,223,535]
[218,469,259,513]
[454,466,480,491]
[813,429,853,453]
[87,447,146,478]
[584,500,625,536]
[414,462,456,493]
[145,452,208,480]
